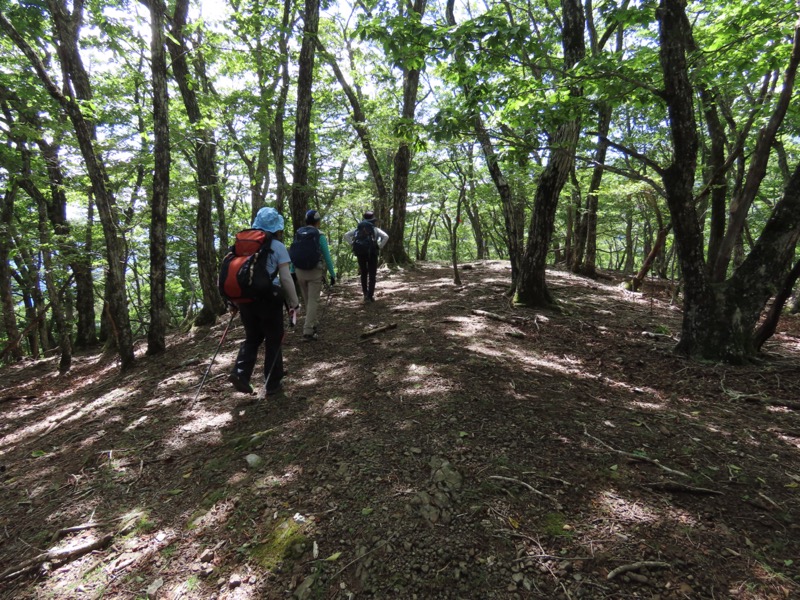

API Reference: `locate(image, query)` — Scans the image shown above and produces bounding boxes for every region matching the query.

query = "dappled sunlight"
[155,370,196,394]
[254,471,292,490]
[227,471,249,486]
[774,431,800,452]
[424,277,465,288]
[163,409,233,451]
[596,490,660,525]
[124,415,150,432]
[320,396,355,419]
[187,495,237,533]
[628,399,668,411]
[76,429,108,449]
[293,360,351,388]
[442,316,489,337]
[0,386,131,452]
[390,299,445,312]
[465,342,505,358]
[253,464,302,490]
[3,261,800,599]
[501,345,586,377]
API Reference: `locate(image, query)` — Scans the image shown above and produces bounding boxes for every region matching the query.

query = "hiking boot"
[303,332,318,341]
[266,380,283,395]
[228,373,254,394]
[367,295,375,302]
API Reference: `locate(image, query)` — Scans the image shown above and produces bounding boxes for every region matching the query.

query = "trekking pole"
[264,305,294,394]
[192,311,235,404]
[318,277,334,326]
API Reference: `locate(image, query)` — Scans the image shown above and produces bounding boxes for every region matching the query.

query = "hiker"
[343,210,389,302]
[289,210,337,341]
[228,207,300,397]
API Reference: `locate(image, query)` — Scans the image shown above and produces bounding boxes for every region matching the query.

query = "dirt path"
[1,261,799,599]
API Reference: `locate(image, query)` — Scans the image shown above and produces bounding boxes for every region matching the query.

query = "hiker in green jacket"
[289,210,337,340]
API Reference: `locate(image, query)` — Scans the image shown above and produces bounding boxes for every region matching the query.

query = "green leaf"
[31,450,47,457]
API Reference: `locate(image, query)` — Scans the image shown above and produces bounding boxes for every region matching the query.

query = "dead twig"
[329,533,397,582]
[488,475,563,510]
[583,428,689,478]
[522,471,572,487]
[606,560,671,581]
[360,323,397,339]
[641,481,723,495]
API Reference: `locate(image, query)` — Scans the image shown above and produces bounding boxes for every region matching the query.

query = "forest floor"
[1,261,800,600]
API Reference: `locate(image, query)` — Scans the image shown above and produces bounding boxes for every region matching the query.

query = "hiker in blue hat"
[229,207,300,398]
[288,210,337,340]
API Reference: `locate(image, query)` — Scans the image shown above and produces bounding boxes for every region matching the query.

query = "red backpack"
[218,229,278,304]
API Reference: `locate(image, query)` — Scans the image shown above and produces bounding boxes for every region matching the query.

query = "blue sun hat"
[252,207,284,233]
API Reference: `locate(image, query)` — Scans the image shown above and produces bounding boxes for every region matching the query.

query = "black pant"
[232,300,284,389]
[357,252,379,298]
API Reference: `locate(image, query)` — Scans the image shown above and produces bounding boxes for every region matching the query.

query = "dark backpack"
[288,226,322,270]
[352,220,378,258]
[218,229,279,305]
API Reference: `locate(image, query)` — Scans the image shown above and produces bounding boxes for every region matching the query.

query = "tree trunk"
[629,224,671,292]
[658,0,800,361]
[445,0,523,282]
[515,121,582,306]
[167,0,225,325]
[33,181,72,372]
[710,21,800,281]
[418,210,437,261]
[73,194,96,348]
[516,0,585,306]
[1,5,135,368]
[318,40,391,212]
[146,0,170,355]
[622,212,635,274]
[463,148,487,260]
[384,0,427,266]
[0,184,23,361]
[580,102,612,278]
[290,0,320,232]
[753,259,800,351]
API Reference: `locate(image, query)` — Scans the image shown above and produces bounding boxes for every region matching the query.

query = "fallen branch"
[0,533,113,580]
[607,560,671,581]
[584,428,689,478]
[488,475,562,510]
[51,516,128,542]
[720,376,800,410]
[641,481,722,495]
[360,323,397,339]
